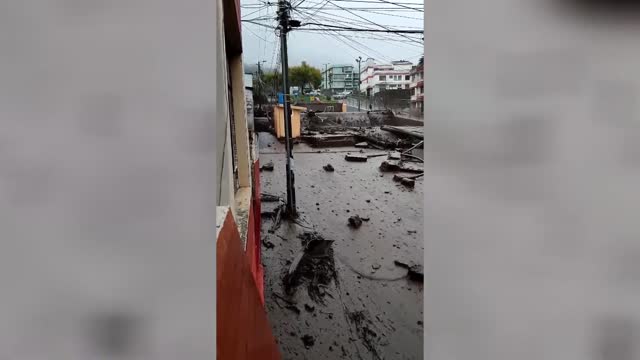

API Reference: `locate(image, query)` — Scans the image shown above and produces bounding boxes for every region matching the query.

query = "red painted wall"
[243,159,264,303]
[217,209,280,359]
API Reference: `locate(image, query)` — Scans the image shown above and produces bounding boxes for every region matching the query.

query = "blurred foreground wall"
[0,0,217,358]
[425,1,640,359]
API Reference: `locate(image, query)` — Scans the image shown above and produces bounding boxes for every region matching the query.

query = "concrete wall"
[217,1,235,208]
[0,1,217,359]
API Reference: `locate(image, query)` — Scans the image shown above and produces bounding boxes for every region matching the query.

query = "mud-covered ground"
[258,132,424,359]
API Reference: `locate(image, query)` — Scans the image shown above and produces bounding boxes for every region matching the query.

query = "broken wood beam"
[345,154,368,162]
[380,125,424,140]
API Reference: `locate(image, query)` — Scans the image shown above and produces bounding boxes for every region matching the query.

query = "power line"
[296,9,422,41]
[368,0,423,12]
[343,7,424,20]
[242,6,271,18]
[300,22,423,33]
[293,11,422,56]
[243,15,277,21]
[294,7,421,29]
[241,19,276,29]
[244,22,278,43]
[327,29,393,61]
[330,0,423,4]
[294,6,423,10]
[322,0,423,43]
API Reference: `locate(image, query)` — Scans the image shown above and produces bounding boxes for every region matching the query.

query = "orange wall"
[217,209,280,359]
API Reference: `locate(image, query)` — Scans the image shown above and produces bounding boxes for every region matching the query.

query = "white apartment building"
[359,59,413,96]
[410,60,424,113]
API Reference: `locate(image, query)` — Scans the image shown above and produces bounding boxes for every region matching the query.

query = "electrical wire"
[368,0,423,12]
[295,9,422,46]
[241,5,272,18]
[244,22,278,43]
[323,0,423,43]
[294,6,423,11]
[299,22,423,33]
[341,7,424,20]
[295,7,422,29]
[241,19,276,29]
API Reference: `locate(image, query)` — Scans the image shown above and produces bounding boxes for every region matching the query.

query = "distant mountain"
[244,63,277,74]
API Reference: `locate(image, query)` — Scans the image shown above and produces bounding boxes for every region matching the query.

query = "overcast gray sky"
[240,0,424,72]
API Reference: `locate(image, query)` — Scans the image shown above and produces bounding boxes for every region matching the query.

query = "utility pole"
[356,56,362,111]
[323,63,329,91]
[277,0,299,216]
[256,60,266,109]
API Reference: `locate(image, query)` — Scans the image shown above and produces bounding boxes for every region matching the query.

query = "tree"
[289,62,322,94]
[262,71,282,96]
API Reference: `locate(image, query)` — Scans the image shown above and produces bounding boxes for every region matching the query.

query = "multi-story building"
[360,59,413,96]
[410,59,424,113]
[322,64,358,93]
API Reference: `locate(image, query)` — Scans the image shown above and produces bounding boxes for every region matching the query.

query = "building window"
[405,84,409,89]
[379,75,386,81]
[405,75,411,80]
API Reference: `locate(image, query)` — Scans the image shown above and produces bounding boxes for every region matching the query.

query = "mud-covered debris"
[347,310,382,359]
[323,164,335,172]
[345,154,368,162]
[273,292,296,305]
[285,304,301,314]
[400,165,424,174]
[301,335,315,348]
[379,160,402,172]
[268,203,286,233]
[355,142,369,148]
[261,193,282,202]
[298,231,327,248]
[417,320,423,326]
[408,264,424,282]
[304,304,315,313]
[367,153,388,159]
[372,263,381,270]
[361,217,370,222]
[348,215,363,228]
[401,178,415,188]
[285,233,338,304]
[388,151,402,160]
[260,161,274,171]
[262,238,275,249]
[273,293,300,314]
[261,211,275,218]
[394,261,424,282]
[392,174,403,182]
[407,230,417,234]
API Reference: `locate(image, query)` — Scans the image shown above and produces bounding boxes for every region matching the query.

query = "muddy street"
[259,132,424,359]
